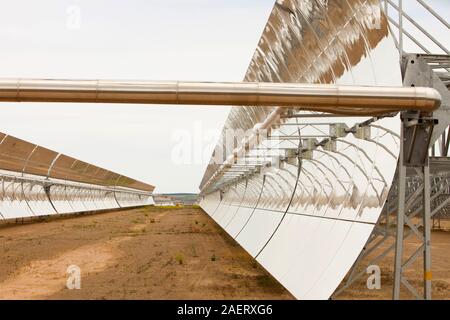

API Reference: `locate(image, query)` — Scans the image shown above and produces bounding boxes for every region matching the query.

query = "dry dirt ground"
[335,220,450,300]
[0,206,448,300]
[0,206,293,300]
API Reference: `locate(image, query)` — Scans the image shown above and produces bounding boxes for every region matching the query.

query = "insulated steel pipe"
[0,79,442,115]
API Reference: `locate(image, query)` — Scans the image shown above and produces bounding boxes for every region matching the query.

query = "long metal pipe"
[0,79,441,115]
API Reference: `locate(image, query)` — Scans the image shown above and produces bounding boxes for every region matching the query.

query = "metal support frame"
[393,112,434,299]
[382,0,450,57]
[206,80,447,301]
[332,44,450,299]
[431,124,450,157]
[332,113,436,300]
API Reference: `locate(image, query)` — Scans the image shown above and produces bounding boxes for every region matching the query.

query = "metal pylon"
[393,111,434,300]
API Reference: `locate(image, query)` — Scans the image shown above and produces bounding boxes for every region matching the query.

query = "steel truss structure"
[334,0,450,299]
[340,2,450,298]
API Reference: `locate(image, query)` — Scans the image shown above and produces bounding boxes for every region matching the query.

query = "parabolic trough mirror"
[199,0,403,299]
[0,132,154,220]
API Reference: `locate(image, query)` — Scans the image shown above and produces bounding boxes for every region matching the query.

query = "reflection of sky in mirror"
[0,0,448,193]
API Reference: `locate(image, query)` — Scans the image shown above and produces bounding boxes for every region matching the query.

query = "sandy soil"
[0,206,448,300]
[0,206,293,300]
[335,222,450,300]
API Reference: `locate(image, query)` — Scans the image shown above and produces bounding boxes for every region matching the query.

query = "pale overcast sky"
[0,0,274,193]
[0,0,448,193]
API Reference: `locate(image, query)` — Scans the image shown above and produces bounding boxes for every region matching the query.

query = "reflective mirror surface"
[0,132,154,220]
[200,0,402,300]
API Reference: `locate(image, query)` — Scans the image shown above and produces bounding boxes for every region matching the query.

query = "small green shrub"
[175,253,184,265]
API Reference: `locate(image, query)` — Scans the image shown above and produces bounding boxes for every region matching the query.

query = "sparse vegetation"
[1,205,446,300]
[0,205,295,299]
[154,205,182,210]
[175,253,184,265]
